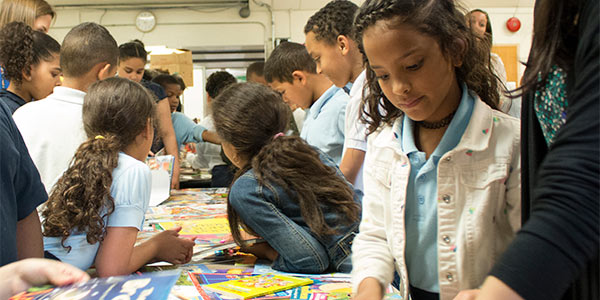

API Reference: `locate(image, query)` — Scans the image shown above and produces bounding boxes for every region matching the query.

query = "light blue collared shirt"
[300,85,347,164]
[171,112,207,148]
[397,83,474,292]
[43,152,151,270]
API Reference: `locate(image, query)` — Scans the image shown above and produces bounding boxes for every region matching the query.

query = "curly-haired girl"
[350,1,521,299]
[0,21,60,114]
[213,82,361,274]
[42,77,195,277]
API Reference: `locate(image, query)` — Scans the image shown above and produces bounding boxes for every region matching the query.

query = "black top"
[141,79,167,103]
[490,1,599,299]
[0,100,48,266]
[0,89,26,114]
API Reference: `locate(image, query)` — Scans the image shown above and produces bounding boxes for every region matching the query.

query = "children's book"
[289,279,352,300]
[9,270,180,300]
[202,274,313,299]
[146,155,175,206]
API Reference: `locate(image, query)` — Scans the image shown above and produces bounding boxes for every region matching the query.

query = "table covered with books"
[140,187,391,300]
[11,188,400,300]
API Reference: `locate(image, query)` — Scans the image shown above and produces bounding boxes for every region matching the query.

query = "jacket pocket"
[460,162,508,188]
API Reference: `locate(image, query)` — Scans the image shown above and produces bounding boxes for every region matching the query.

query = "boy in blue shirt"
[264,42,347,164]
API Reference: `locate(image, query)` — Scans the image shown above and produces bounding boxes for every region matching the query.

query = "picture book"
[9,270,180,300]
[202,274,313,299]
[289,279,352,300]
[158,217,231,244]
[146,155,175,206]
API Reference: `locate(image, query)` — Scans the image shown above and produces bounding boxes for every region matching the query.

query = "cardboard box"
[151,63,194,88]
[150,48,194,87]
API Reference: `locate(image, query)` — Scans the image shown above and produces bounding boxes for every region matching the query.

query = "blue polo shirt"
[171,112,207,148]
[0,100,47,266]
[43,152,151,270]
[300,85,347,164]
[397,83,474,292]
[0,89,26,114]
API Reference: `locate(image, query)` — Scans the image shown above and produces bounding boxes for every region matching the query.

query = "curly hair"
[212,82,360,245]
[263,42,316,84]
[205,71,237,99]
[354,0,500,134]
[304,0,359,44]
[0,21,59,85]
[42,77,156,250]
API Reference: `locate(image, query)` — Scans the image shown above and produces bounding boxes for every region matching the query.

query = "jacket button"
[446,273,454,282]
[442,235,451,244]
[442,194,451,203]
[445,156,452,162]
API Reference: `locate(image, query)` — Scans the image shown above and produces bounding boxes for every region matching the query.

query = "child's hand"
[151,227,195,265]
[0,258,89,299]
[352,278,383,300]
[240,242,278,261]
[453,289,480,300]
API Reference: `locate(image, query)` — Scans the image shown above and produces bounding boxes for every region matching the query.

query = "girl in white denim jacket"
[351,1,521,300]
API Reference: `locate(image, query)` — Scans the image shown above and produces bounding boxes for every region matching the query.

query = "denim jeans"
[229,152,362,274]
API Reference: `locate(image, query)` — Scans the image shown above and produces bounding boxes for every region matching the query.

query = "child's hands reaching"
[240,242,278,261]
[352,278,384,300]
[151,226,196,264]
[0,258,89,300]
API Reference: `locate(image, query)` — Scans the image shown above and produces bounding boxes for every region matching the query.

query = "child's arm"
[339,148,366,184]
[201,130,222,145]
[15,210,43,259]
[157,99,181,189]
[174,112,221,145]
[94,226,195,277]
[351,157,395,296]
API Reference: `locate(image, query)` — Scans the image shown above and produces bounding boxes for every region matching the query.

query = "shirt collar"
[48,86,86,105]
[349,70,367,99]
[309,84,340,120]
[398,82,475,159]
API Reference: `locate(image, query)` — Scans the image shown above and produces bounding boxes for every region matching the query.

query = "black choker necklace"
[417,111,456,129]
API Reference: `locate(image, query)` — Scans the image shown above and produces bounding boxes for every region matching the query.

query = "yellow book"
[203,274,313,299]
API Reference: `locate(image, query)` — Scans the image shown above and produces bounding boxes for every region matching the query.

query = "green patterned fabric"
[534,65,568,146]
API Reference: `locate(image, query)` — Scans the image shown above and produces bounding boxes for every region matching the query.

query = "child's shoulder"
[112,153,151,182]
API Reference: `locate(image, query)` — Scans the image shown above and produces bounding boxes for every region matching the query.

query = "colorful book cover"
[289,279,352,300]
[9,270,180,300]
[189,273,290,300]
[202,274,313,299]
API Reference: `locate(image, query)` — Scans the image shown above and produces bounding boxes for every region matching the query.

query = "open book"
[146,154,175,206]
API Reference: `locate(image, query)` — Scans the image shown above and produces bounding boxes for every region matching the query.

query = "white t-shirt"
[343,70,368,192]
[13,86,88,193]
[193,114,225,170]
[43,152,151,270]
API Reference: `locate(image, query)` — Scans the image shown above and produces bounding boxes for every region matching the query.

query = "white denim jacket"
[351,98,521,300]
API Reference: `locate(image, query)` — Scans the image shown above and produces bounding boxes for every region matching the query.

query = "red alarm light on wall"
[506,17,521,32]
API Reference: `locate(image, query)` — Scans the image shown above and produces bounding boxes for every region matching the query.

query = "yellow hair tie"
[95,135,105,140]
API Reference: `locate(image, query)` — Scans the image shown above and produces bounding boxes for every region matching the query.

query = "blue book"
[10,270,180,300]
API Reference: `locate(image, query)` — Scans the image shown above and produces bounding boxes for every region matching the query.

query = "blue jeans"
[229,171,361,274]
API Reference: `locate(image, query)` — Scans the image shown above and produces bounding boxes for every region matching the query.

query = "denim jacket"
[351,97,521,300]
[229,151,362,274]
